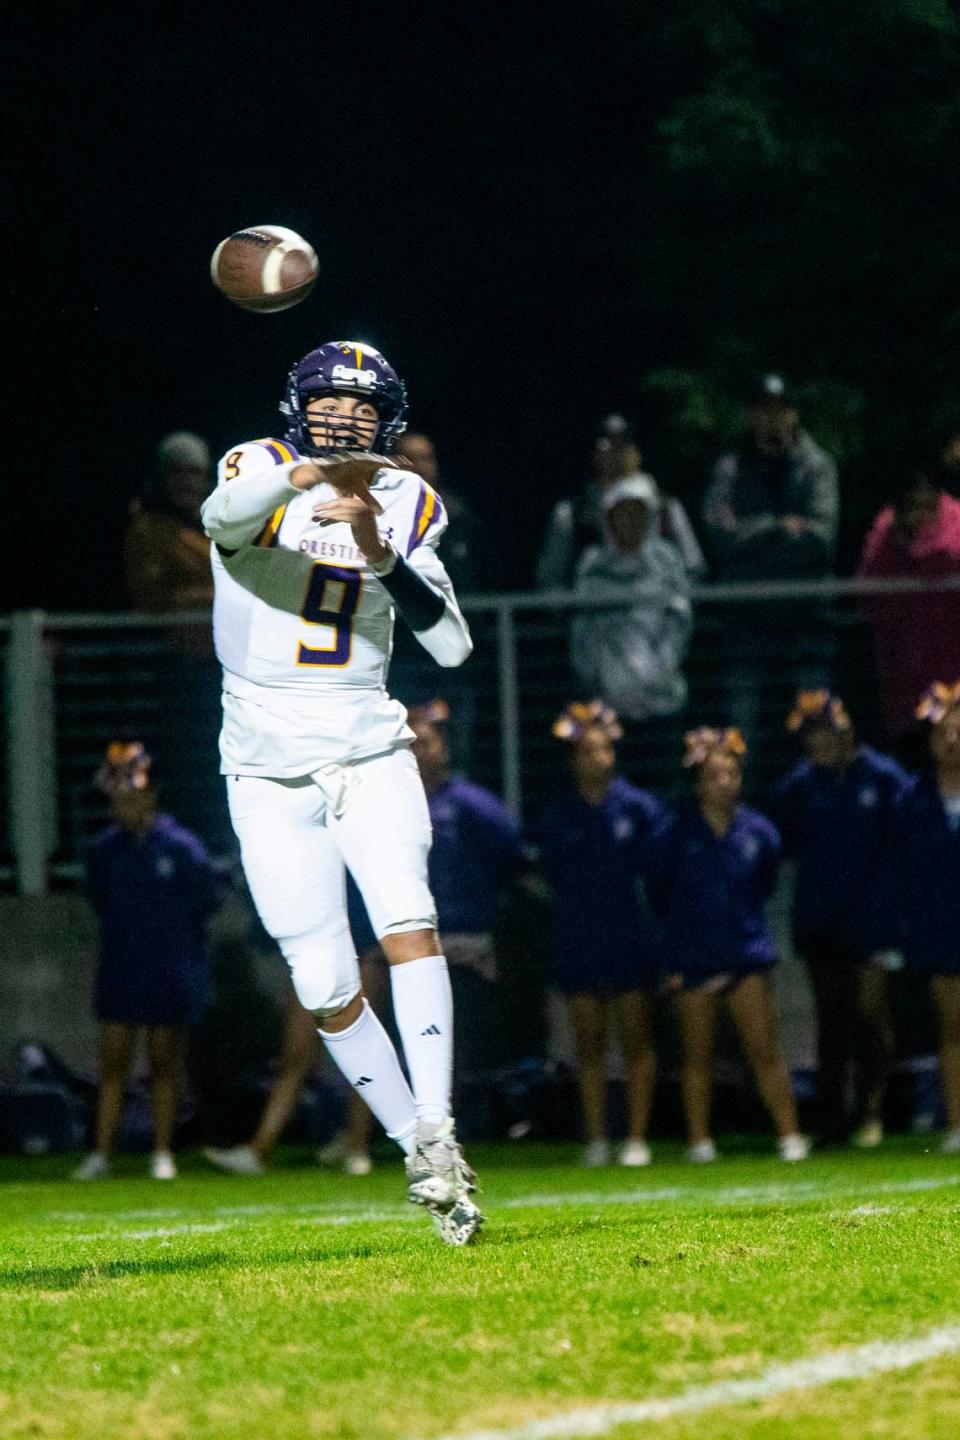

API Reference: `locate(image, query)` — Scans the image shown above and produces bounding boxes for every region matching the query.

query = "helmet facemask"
[303,395,382,455]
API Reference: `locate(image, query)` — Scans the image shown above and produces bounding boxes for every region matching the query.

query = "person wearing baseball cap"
[700,371,840,783]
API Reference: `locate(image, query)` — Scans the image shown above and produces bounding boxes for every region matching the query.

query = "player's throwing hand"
[290,451,396,501]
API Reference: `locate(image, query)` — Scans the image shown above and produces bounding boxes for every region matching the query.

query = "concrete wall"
[0,872,817,1085]
[0,894,101,1077]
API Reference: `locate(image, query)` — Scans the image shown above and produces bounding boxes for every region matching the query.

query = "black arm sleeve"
[376,553,446,632]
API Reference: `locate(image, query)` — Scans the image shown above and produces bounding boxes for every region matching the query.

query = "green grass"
[1,1137,959,1439]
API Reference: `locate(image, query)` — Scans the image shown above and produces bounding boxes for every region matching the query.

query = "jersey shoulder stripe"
[407,480,447,555]
[252,438,300,465]
[255,504,288,548]
[218,438,301,484]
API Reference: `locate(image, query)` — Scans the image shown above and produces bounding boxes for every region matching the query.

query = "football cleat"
[405,1118,483,1245]
[430,1193,484,1248]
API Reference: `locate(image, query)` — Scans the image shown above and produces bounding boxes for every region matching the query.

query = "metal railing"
[3,576,957,893]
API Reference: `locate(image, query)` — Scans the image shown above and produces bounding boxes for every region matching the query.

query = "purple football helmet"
[280,340,408,457]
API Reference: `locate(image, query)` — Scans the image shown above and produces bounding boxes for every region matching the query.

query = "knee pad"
[282,933,360,1019]
[362,869,437,940]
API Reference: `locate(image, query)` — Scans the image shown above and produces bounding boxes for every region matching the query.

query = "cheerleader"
[74,743,219,1181]
[771,691,910,1148]
[892,683,960,1153]
[537,701,666,1167]
[646,728,808,1162]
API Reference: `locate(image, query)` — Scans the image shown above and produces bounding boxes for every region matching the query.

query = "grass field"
[2,1137,959,1439]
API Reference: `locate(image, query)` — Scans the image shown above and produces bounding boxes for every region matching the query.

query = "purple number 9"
[298,564,363,666]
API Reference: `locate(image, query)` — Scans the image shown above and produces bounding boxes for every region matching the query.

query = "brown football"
[210,225,318,313]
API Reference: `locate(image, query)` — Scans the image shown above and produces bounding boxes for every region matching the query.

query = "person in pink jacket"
[857,458,960,765]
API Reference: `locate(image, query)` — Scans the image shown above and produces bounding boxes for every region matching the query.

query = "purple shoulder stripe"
[256,440,300,466]
[406,482,447,556]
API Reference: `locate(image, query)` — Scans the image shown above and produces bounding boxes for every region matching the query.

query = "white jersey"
[200,438,472,777]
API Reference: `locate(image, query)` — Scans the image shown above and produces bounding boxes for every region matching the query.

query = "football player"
[200,340,481,1243]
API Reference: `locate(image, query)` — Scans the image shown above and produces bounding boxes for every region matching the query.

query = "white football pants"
[226,746,436,1017]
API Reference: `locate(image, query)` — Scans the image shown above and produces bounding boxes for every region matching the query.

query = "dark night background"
[6,1,960,612]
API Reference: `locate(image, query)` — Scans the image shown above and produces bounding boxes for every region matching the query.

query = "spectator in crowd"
[537,702,665,1167]
[856,452,960,766]
[892,683,960,1155]
[771,691,910,1148]
[123,430,227,848]
[398,432,492,595]
[73,743,220,1181]
[124,430,215,647]
[390,431,488,772]
[203,992,323,1176]
[570,475,692,790]
[535,413,706,590]
[645,728,808,1163]
[701,374,840,758]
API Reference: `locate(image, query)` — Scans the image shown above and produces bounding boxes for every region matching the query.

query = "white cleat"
[778,1133,811,1163]
[203,1144,264,1176]
[617,1139,652,1168]
[940,1129,960,1156]
[405,1118,483,1245]
[150,1151,178,1181]
[72,1152,110,1181]
[430,1193,484,1247]
[581,1139,612,1168]
[688,1139,719,1164]
[850,1121,884,1150]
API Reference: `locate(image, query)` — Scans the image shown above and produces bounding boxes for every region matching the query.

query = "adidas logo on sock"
[420,1024,441,1036]
[354,1075,373,1087]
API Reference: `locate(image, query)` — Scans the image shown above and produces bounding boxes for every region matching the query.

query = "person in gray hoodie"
[571,475,692,788]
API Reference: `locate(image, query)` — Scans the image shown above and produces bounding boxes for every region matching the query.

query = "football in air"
[210,225,318,312]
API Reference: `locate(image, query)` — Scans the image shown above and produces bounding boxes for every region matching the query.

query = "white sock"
[390,954,453,1127]
[320,1000,417,1155]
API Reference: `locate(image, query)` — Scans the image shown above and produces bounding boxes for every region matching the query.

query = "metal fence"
[2,577,957,893]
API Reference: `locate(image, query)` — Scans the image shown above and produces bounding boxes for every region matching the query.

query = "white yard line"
[498,1171,960,1210]
[40,1169,960,1242]
[419,1323,960,1440]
